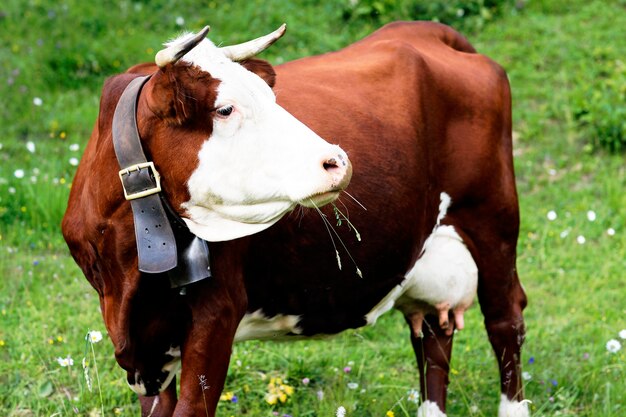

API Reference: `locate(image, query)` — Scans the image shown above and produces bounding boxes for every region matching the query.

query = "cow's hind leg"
[481,268,529,417]
[406,313,453,417]
[455,219,529,416]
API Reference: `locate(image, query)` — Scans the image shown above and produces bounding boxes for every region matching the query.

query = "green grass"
[1,0,625,416]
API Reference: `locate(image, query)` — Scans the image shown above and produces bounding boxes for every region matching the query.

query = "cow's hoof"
[498,394,531,417]
[417,400,447,417]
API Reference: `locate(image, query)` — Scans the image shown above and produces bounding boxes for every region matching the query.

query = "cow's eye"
[216,105,234,117]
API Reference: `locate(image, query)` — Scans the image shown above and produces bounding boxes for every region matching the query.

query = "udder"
[397,225,478,336]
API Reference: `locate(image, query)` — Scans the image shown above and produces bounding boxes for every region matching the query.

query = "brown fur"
[63,21,527,416]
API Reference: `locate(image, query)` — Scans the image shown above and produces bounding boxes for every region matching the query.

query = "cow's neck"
[112,75,212,289]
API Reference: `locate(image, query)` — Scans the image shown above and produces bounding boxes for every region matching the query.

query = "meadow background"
[1,0,625,416]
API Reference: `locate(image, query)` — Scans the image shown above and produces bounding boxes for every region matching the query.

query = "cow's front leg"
[172,243,248,417]
[406,314,453,417]
[173,280,246,417]
[139,379,177,417]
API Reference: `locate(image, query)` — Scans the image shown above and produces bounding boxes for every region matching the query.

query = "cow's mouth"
[299,190,342,208]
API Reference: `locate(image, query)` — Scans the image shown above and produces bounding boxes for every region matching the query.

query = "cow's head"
[137,25,352,241]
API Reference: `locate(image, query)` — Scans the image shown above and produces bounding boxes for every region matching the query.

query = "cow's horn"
[155,26,210,68]
[220,23,286,62]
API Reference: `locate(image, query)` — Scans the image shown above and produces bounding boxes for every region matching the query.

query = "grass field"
[1,0,625,416]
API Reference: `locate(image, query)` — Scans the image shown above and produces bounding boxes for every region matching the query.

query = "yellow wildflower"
[265,393,278,405]
[220,391,234,401]
[282,384,294,396]
[265,376,294,405]
[386,411,395,417]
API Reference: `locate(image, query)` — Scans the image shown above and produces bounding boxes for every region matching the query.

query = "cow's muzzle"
[300,150,352,208]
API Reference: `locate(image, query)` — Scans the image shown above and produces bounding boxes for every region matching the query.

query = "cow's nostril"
[323,158,339,171]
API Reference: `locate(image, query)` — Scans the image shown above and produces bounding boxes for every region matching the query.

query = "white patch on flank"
[436,192,451,225]
[234,309,303,342]
[417,400,447,417]
[364,192,477,324]
[365,284,404,325]
[165,34,350,242]
[498,394,531,417]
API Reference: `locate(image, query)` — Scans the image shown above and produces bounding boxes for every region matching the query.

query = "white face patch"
[165,34,350,242]
[234,309,302,342]
[498,395,531,417]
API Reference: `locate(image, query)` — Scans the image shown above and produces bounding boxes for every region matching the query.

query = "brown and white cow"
[62,22,529,417]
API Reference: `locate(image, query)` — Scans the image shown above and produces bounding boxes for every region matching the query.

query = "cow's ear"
[145,65,218,126]
[145,68,181,124]
[240,58,277,88]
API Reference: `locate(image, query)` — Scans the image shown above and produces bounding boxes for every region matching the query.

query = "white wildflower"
[606,339,621,353]
[56,355,74,367]
[14,169,25,179]
[87,330,103,344]
[26,141,35,153]
[8,187,16,194]
[347,382,359,390]
[522,371,532,381]
[546,210,557,221]
[69,157,79,166]
[33,97,43,106]
[607,228,616,236]
[407,389,419,403]
[560,229,570,238]
[548,168,557,176]
[586,210,596,221]
[175,16,185,26]
[619,329,626,340]
[336,406,346,417]
[576,235,586,244]
[69,143,80,151]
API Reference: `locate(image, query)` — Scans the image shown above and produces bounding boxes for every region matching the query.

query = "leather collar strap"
[112,75,178,274]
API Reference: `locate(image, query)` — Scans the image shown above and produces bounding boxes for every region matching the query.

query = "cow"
[62,21,529,417]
